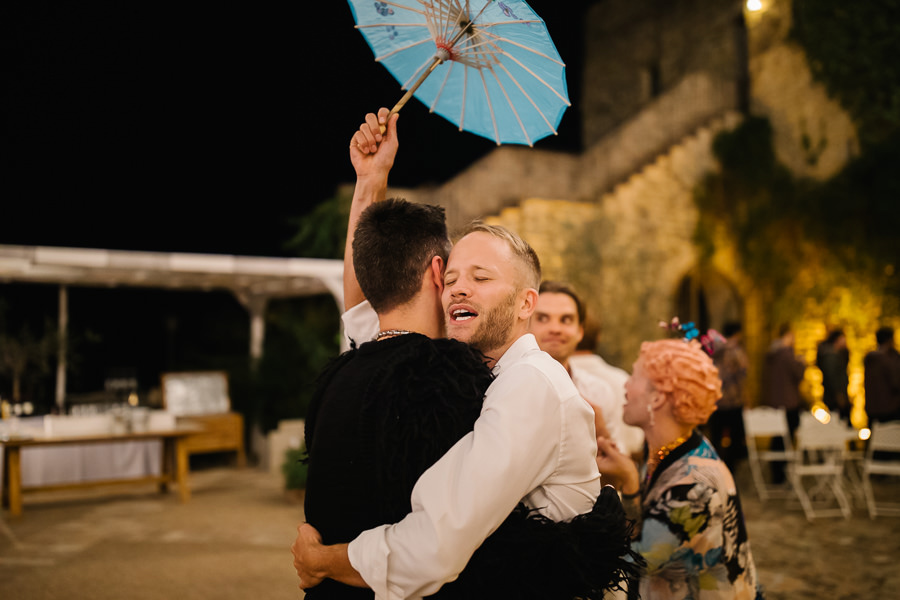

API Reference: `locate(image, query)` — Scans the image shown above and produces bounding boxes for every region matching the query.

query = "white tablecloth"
[0,416,162,496]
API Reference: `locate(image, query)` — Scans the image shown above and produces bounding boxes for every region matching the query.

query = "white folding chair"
[790,418,852,520]
[862,420,900,518]
[743,407,795,501]
[799,412,867,507]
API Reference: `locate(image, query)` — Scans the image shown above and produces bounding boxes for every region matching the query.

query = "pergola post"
[55,284,68,412]
[240,294,270,372]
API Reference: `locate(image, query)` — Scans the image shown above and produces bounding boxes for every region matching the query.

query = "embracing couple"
[291,108,639,600]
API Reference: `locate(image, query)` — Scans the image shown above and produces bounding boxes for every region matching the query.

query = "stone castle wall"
[390,71,741,236]
[581,0,745,141]
[385,0,870,400]
[485,113,743,369]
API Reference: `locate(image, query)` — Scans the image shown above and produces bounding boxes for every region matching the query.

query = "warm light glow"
[746,0,763,11]
[859,427,872,441]
[127,392,139,407]
[813,407,831,424]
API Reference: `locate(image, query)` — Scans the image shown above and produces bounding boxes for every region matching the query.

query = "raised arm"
[343,108,399,311]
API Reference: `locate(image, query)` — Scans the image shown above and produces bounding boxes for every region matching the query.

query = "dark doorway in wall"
[676,269,743,333]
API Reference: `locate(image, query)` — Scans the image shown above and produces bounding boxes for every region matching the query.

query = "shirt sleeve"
[347,363,565,599]
[341,300,379,348]
[585,376,628,454]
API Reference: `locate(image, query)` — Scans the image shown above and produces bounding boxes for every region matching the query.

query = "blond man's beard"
[465,289,518,355]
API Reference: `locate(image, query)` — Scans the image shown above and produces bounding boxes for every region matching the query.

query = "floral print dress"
[635,430,765,599]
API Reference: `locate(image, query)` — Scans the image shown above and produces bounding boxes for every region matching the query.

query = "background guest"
[864,326,900,425]
[762,323,806,485]
[568,315,646,460]
[596,337,764,600]
[531,281,628,453]
[817,328,850,422]
[708,321,749,475]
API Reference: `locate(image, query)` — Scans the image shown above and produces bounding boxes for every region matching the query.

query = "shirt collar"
[492,333,539,376]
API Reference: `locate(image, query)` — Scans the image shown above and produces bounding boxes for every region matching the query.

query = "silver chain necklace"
[372,329,414,342]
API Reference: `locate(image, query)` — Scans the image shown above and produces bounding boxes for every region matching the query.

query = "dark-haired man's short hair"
[352,198,451,313]
[876,326,895,346]
[538,281,586,324]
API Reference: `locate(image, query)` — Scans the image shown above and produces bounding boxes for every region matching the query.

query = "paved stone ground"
[737,460,900,600]
[1,461,898,599]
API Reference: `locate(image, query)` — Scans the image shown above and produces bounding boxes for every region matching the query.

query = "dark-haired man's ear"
[430,256,445,292]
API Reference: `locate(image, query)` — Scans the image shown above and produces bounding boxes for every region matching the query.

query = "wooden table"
[1,425,201,517]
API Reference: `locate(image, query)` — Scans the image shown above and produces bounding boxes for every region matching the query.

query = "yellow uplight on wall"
[747,0,763,11]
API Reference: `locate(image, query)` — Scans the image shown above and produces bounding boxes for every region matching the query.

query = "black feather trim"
[303,349,359,464]
[358,336,494,522]
[430,486,646,600]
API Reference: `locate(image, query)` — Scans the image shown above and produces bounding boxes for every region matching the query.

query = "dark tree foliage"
[697,117,900,306]
[284,193,351,259]
[246,295,340,433]
[792,0,900,148]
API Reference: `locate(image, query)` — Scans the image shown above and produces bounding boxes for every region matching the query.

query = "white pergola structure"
[0,244,345,410]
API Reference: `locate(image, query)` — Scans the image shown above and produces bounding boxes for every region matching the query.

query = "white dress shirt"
[341,300,380,347]
[569,364,629,454]
[568,353,645,456]
[345,326,602,599]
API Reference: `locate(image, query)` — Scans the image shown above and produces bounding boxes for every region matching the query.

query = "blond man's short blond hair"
[456,221,541,289]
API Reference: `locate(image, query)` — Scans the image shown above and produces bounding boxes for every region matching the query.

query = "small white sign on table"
[161,371,230,416]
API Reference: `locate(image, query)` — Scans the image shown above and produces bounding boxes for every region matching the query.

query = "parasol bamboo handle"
[380,55,445,134]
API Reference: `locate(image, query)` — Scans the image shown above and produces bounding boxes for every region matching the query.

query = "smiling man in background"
[530,280,629,454]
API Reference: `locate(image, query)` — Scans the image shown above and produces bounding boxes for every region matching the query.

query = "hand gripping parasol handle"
[380,51,449,134]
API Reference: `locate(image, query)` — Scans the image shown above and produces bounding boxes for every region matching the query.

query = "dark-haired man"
[299,110,495,599]
[302,194,496,599]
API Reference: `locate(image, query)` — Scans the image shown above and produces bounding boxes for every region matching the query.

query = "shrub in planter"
[282,446,308,490]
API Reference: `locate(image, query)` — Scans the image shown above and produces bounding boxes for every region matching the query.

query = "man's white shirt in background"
[570,365,629,453]
[569,352,645,456]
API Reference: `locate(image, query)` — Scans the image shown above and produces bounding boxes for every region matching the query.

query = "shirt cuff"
[348,525,392,599]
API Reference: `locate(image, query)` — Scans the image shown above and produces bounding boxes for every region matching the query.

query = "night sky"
[4,2,589,258]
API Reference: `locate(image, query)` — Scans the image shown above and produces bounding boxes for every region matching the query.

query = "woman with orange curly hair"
[596,338,765,600]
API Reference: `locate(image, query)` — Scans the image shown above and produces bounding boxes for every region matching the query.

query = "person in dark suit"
[817,328,850,422]
[864,326,900,425]
[762,323,806,484]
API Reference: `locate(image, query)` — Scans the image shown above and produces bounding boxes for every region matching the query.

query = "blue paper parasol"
[347,0,570,146]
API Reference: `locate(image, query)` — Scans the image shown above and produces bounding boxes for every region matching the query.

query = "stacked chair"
[743,406,796,502]
[862,421,900,518]
[790,413,853,520]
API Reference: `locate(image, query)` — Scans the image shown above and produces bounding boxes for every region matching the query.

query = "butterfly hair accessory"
[659,317,724,356]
